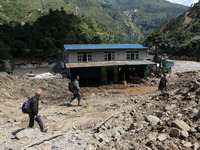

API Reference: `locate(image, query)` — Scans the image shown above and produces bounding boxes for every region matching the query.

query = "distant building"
[64,44,155,84]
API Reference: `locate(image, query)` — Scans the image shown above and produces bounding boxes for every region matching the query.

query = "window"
[87,52,92,61]
[126,51,139,60]
[77,53,82,62]
[104,52,115,61]
[77,52,92,62]
[135,51,139,59]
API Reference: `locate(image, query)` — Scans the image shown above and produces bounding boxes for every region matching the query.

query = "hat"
[35,89,42,95]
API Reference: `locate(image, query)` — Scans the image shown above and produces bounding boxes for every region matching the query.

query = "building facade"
[64,44,155,85]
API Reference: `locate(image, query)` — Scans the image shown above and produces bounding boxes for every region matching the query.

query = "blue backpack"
[22,99,31,114]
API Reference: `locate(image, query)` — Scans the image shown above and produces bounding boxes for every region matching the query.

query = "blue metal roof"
[64,44,149,50]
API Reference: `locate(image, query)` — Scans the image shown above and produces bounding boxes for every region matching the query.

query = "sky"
[167,0,199,6]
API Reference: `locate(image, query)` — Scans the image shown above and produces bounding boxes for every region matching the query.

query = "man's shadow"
[11,128,26,139]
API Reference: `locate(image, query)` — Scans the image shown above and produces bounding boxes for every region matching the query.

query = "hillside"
[101,0,188,39]
[0,9,115,60]
[145,2,200,59]
[0,0,188,43]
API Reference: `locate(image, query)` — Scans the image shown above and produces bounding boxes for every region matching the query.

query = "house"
[64,44,155,84]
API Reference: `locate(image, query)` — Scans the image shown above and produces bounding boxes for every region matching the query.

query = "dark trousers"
[28,114,44,130]
[161,85,168,93]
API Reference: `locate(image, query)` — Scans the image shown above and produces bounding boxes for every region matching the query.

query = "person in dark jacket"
[28,89,47,132]
[159,74,170,93]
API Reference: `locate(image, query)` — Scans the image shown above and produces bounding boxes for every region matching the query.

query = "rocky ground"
[1,60,200,150]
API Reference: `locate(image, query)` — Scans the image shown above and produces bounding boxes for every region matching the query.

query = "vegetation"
[0,0,188,43]
[145,1,200,60]
[144,31,172,62]
[0,41,12,60]
[0,9,115,60]
[0,0,191,61]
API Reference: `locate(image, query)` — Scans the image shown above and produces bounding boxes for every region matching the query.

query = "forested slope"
[0,0,188,43]
[145,2,200,59]
[0,9,114,60]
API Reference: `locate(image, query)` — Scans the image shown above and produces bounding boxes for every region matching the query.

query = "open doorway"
[107,68,114,84]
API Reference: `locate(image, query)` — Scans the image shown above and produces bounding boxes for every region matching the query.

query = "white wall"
[67,49,147,63]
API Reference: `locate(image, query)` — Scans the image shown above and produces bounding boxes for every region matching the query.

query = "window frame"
[77,51,92,62]
[104,51,115,61]
[77,52,83,62]
[126,51,139,60]
[87,52,92,61]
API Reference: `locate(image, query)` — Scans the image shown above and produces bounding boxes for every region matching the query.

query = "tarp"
[34,72,55,78]
[166,62,174,68]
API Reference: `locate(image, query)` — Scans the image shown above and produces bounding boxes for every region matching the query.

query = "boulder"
[86,144,95,150]
[180,130,189,138]
[164,104,176,111]
[145,115,161,125]
[182,141,192,148]
[157,134,167,141]
[103,136,111,143]
[192,143,200,150]
[169,128,180,138]
[193,80,200,89]
[189,127,197,134]
[147,132,158,141]
[197,110,200,118]
[154,111,165,118]
[97,142,105,149]
[145,140,153,147]
[192,108,198,114]
[112,131,121,139]
[196,126,200,132]
[97,134,104,142]
[127,123,134,131]
[171,119,190,131]
[176,113,183,118]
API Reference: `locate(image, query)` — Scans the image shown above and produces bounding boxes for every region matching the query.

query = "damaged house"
[64,44,155,85]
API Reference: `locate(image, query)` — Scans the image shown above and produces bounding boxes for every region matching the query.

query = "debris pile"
[0,69,200,149]
[0,72,70,103]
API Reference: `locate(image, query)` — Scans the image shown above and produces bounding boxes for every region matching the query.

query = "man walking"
[28,89,47,132]
[159,74,170,93]
[68,75,83,106]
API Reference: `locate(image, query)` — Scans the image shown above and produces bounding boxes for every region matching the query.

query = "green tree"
[39,37,55,56]
[0,9,115,59]
[0,41,12,61]
[190,40,200,61]
[11,40,26,57]
[146,31,171,62]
